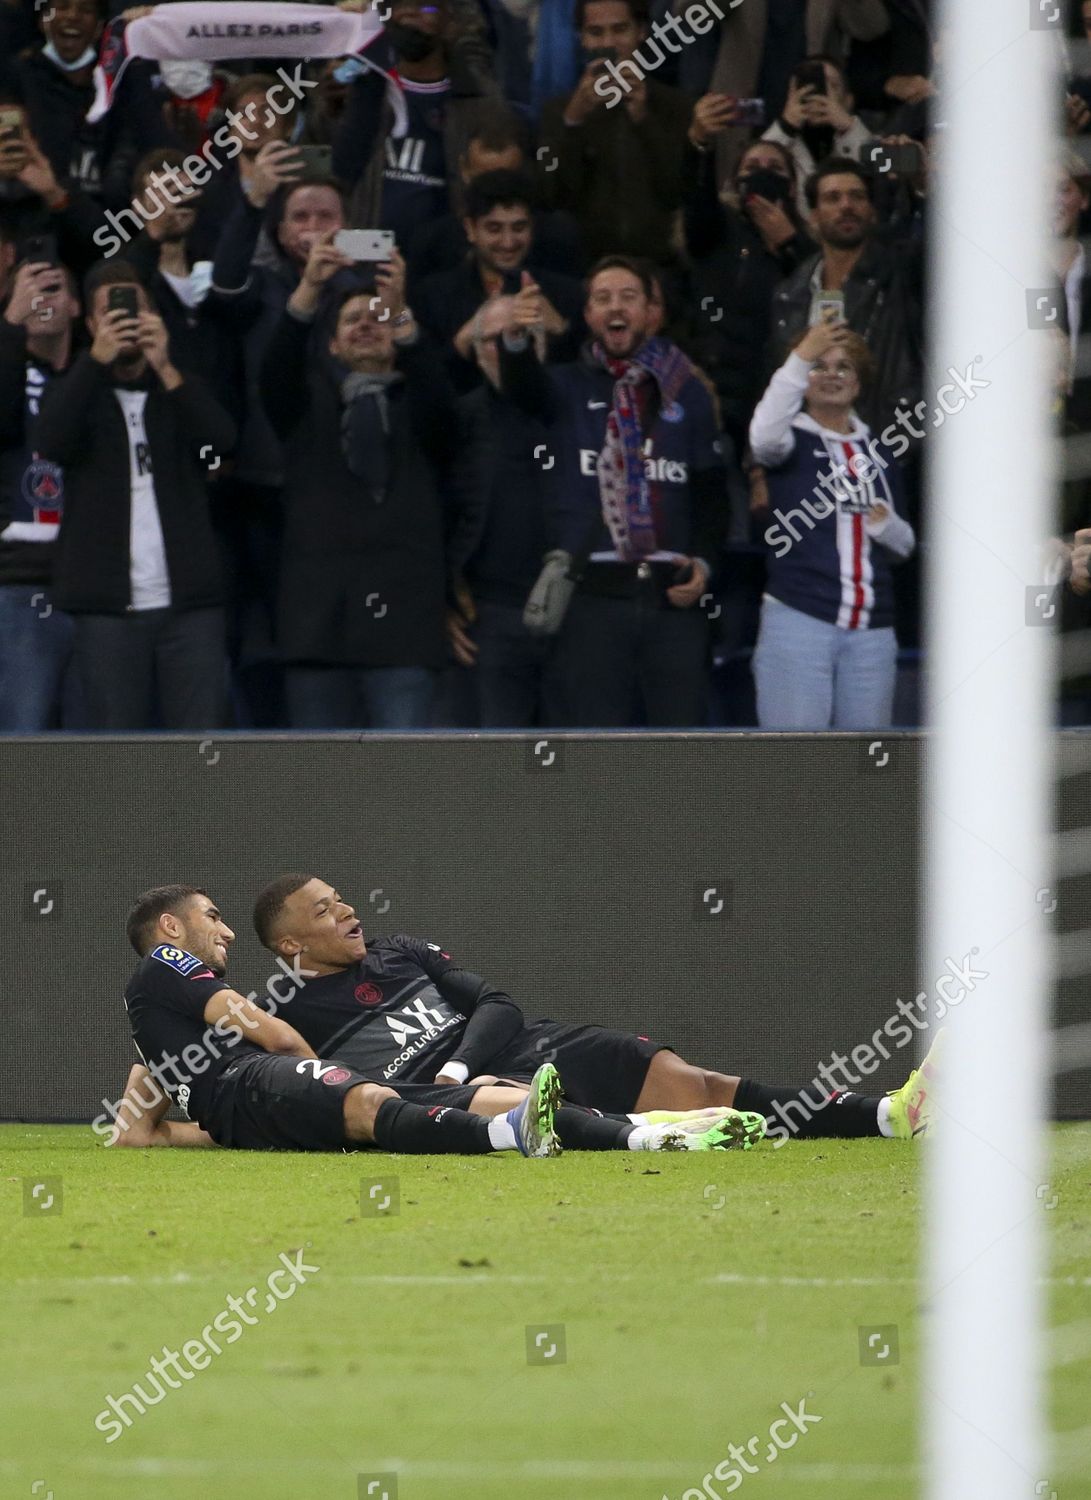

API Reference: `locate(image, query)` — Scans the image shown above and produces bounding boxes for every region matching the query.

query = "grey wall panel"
[0,734,1085,1124]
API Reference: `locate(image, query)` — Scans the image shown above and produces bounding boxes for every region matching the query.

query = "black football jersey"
[124,944,259,1128]
[282,934,491,1084]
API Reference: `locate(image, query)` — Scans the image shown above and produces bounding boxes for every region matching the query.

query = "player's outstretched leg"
[547,1103,766,1151]
[638,1035,944,1144]
[884,1029,944,1139]
[345,1078,564,1157]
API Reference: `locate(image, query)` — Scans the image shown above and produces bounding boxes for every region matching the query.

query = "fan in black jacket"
[683,137,816,452]
[34,262,236,730]
[259,237,460,730]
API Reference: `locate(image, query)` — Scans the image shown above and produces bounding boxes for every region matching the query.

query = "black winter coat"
[259,312,458,669]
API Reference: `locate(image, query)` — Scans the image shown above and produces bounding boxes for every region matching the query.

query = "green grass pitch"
[2,1124,1089,1500]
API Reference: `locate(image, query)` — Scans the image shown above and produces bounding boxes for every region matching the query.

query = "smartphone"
[794,60,827,96]
[107,285,140,321]
[583,46,617,69]
[296,144,333,178]
[22,232,58,267]
[728,97,766,128]
[809,290,845,327]
[334,228,395,261]
[865,137,923,176]
[0,104,24,142]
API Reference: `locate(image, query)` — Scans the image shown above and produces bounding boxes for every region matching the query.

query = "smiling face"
[586,265,651,359]
[464,201,533,277]
[42,0,102,63]
[329,292,396,371]
[272,878,366,974]
[164,893,235,977]
[806,348,861,414]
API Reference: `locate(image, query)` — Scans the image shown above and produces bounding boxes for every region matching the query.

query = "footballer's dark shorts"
[208,1053,487,1152]
[489,1023,671,1114]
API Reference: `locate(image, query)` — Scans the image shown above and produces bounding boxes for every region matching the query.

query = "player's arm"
[106,1063,218,1149]
[388,937,525,1084]
[202,988,317,1059]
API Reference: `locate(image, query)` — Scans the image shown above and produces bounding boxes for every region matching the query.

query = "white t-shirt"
[115,388,171,611]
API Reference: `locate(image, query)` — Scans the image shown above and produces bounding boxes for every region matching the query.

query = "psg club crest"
[22,460,63,519]
[355,982,384,1006]
[661,401,684,423]
[321,1067,352,1085]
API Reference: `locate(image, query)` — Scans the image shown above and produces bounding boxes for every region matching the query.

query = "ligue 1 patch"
[355,982,384,1006]
[151,944,213,978]
[661,401,684,423]
[322,1067,352,1085]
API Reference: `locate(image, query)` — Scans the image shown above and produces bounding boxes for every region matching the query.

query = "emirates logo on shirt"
[355,982,384,1006]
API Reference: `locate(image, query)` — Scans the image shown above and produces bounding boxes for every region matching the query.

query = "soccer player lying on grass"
[108,885,764,1154]
[250,873,941,1143]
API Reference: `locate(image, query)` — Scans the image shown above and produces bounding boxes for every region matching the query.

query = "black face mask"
[386,21,436,62]
[737,168,791,205]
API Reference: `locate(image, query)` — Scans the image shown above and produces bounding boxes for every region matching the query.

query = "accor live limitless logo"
[382,995,463,1077]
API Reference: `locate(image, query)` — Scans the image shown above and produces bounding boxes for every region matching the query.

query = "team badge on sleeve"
[426,942,452,959]
[150,944,214,978]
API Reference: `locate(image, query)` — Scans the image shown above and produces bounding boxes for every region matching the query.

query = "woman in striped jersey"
[748,318,915,729]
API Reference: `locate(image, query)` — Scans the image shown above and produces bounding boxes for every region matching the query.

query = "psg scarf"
[591,337,693,561]
[88,3,397,125]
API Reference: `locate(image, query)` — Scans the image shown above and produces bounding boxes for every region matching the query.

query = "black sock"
[372,1097,493,1154]
[734,1080,882,1141]
[555,1104,633,1150]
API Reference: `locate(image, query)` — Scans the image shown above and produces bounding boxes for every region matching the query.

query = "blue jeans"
[752,594,897,729]
[287,666,437,729]
[0,584,76,731]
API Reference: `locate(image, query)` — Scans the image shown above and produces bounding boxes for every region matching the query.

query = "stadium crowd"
[0,0,1084,731]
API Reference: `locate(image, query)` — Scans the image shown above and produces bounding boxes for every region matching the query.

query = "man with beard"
[497,254,727,728]
[766,158,924,438]
[34,261,235,728]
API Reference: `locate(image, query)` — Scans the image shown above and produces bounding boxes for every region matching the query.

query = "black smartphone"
[583,46,617,69]
[794,60,827,96]
[729,98,766,128]
[738,167,790,204]
[107,285,140,321]
[22,232,57,267]
[501,269,523,296]
[296,144,333,178]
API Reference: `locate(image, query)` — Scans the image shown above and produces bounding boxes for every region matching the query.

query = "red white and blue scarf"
[592,337,692,560]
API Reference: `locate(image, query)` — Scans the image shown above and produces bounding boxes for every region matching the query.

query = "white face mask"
[42,40,97,72]
[159,59,214,99]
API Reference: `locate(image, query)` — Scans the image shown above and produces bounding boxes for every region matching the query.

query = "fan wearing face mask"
[2,0,108,201]
[682,136,815,454]
[332,0,499,243]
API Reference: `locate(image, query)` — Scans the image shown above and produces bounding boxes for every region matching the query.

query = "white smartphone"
[809,290,845,327]
[334,229,396,262]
